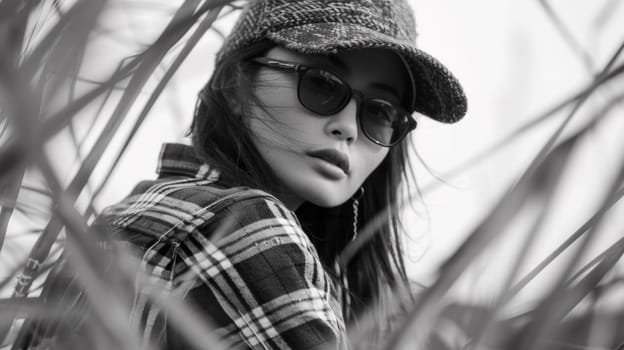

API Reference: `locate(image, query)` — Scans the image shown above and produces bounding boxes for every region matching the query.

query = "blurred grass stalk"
[0,0,229,348]
[382,50,624,350]
[1,0,624,349]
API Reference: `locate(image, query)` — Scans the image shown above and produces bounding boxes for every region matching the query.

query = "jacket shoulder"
[97,177,283,245]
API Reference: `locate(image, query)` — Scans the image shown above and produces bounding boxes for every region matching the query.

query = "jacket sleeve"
[169,196,346,350]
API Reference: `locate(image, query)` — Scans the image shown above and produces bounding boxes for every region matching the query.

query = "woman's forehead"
[265,46,410,98]
[332,49,409,98]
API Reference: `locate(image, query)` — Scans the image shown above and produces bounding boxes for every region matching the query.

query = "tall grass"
[1,0,623,349]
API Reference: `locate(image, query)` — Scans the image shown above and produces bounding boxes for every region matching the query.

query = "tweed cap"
[217,0,467,123]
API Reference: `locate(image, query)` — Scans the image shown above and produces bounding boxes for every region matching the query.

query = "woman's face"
[247,47,409,209]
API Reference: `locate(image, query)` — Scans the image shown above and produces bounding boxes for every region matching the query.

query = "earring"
[336,187,365,321]
[351,187,364,242]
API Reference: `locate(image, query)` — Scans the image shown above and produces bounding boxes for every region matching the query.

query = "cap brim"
[268,23,467,123]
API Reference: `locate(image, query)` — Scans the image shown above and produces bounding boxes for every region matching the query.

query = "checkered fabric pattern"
[101,143,347,349]
[217,0,468,123]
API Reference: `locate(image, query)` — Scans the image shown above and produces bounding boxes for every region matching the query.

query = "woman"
[123,0,465,348]
[17,0,467,349]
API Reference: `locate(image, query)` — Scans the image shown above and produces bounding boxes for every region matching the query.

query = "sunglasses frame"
[249,56,416,147]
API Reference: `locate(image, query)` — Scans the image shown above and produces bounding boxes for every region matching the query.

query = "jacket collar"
[156,143,220,181]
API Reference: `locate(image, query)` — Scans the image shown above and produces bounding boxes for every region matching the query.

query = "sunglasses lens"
[361,99,411,146]
[298,69,350,115]
[294,66,414,146]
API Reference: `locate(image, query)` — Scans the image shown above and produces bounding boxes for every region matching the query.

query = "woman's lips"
[306,149,350,175]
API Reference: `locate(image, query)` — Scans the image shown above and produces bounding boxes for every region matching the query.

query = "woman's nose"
[325,99,359,143]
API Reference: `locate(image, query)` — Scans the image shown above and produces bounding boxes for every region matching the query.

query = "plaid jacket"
[101,143,346,349]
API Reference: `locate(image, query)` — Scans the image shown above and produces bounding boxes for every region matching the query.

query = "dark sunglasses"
[249,57,416,147]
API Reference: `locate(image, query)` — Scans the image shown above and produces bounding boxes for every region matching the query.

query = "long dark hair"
[190,40,281,193]
[191,39,414,321]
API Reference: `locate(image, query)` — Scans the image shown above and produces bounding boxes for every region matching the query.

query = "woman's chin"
[303,191,351,208]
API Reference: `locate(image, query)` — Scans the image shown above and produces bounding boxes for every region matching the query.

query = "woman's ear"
[225,92,242,115]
